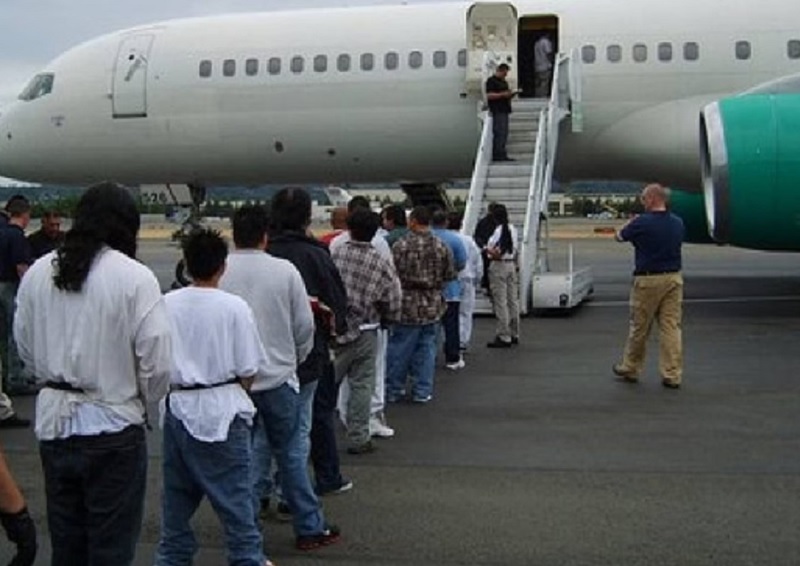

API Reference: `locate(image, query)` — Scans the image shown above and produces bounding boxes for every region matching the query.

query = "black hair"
[497,63,510,71]
[271,187,311,232]
[233,204,269,249]
[430,207,448,228]
[447,211,463,231]
[492,204,514,255]
[347,195,371,213]
[382,204,407,228]
[5,195,30,217]
[182,228,227,281]
[409,205,431,226]
[347,209,380,243]
[54,182,140,292]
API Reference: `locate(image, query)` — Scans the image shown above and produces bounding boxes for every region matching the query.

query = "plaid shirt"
[331,240,402,344]
[391,229,456,325]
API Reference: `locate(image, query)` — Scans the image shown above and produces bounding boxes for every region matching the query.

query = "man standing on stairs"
[485,63,518,162]
[534,34,555,98]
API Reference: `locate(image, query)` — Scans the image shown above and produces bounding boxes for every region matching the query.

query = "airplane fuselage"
[1,0,800,190]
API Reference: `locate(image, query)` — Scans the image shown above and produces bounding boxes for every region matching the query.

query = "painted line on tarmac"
[587,295,800,307]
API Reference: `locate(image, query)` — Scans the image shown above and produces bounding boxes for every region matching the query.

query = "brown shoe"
[612,364,638,383]
[661,379,681,389]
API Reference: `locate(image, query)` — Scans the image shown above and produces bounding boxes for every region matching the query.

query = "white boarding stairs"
[463,50,593,315]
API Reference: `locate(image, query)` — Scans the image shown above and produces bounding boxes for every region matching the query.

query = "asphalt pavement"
[2,237,800,565]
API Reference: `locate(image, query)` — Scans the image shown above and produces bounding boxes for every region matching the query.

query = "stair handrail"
[462,109,493,237]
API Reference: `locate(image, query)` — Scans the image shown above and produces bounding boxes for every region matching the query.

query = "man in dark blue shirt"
[613,184,685,389]
[0,196,33,396]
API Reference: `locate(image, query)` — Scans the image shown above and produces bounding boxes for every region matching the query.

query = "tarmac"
[2,234,800,565]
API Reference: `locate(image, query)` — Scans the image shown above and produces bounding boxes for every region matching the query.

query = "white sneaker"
[369,416,395,438]
[445,359,466,370]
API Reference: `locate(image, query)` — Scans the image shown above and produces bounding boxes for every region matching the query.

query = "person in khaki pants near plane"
[613,184,686,389]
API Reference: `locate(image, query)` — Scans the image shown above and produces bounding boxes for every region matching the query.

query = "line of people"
[0,183,527,565]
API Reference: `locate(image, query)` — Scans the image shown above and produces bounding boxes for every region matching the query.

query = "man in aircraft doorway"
[485,63,518,162]
[534,34,554,98]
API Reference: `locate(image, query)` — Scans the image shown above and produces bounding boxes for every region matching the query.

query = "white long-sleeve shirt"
[458,233,484,285]
[220,250,315,392]
[14,248,172,441]
[330,230,393,263]
[163,287,266,442]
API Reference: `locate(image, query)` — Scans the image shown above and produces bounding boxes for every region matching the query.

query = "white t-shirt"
[330,230,393,263]
[220,250,314,393]
[14,248,172,441]
[163,287,266,442]
[487,224,520,261]
[535,36,554,72]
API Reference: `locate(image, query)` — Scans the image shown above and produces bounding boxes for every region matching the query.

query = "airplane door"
[112,34,155,118]
[466,2,518,95]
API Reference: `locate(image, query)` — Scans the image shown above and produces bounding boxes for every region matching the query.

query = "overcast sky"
[0,0,441,107]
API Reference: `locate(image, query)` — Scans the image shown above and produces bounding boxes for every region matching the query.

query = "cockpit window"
[18,73,54,101]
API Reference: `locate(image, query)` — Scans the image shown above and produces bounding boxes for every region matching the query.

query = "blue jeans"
[298,380,317,462]
[251,415,274,503]
[250,383,327,537]
[155,411,264,566]
[39,425,147,566]
[386,323,438,401]
[311,362,346,493]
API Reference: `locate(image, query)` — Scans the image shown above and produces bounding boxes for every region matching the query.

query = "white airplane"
[0,0,799,250]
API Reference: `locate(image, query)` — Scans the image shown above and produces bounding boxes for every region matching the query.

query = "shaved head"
[641,183,669,211]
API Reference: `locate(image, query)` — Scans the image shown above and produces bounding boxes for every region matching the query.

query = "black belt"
[170,377,240,392]
[634,270,679,276]
[43,381,85,393]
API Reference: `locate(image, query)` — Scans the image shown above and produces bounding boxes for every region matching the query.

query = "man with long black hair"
[14,182,172,565]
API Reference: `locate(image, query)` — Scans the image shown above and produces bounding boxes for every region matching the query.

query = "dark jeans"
[492,112,510,160]
[39,425,147,566]
[310,362,346,493]
[443,301,461,363]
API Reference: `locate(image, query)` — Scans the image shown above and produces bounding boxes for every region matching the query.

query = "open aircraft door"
[112,34,155,118]
[466,2,518,95]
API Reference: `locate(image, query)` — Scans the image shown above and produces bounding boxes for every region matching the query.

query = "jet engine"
[700,93,800,251]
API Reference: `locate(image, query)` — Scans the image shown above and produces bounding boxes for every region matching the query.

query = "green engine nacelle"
[700,93,800,251]
[669,190,714,244]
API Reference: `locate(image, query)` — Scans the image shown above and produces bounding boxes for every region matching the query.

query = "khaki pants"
[620,273,683,383]
[489,261,520,341]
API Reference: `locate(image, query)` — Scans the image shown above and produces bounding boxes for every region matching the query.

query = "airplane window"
[18,73,55,101]
[433,50,447,68]
[223,59,236,77]
[314,55,328,73]
[789,40,800,59]
[291,56,304,74]
[633,44,647,63]
[268,57,281,75]
[606,44,622,63]
[735,41,751,60]
[199,60,212,78]
[683,42,699,61]
[581,45,596,64]
[245,58,259,76]
[457,49,467,68]
[337,54,351,72]
[409,51,423,69]
[361,53,374,71]
[385,52,399,70]
[658,43,673,62]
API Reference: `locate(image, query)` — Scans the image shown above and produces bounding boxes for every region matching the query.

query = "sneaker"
[347,441,376,455]
[411,395,432,404]
[445,359,466,370]
[369,415,395,438]
[275,501,292,522]
[0,414,30,429]
[296,524,341,551]
[487,337,512,349]
[317,479,353,496]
